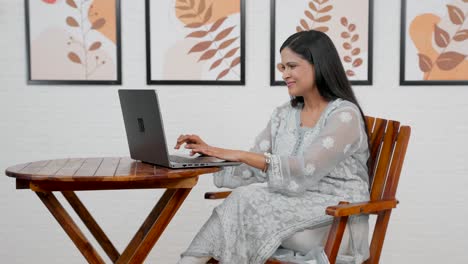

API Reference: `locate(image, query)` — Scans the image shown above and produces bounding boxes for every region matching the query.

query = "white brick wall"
[0,0,467,263]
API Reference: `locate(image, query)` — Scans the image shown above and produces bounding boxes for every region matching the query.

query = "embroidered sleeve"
[213,108,279,189]
[267,104,366,196]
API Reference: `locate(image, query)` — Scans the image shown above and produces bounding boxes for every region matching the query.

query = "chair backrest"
[363,116,411,264]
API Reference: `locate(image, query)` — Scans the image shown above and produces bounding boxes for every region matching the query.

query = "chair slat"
[367,118,387,187]
[382,126,411,200]
[365,116,375,134]
[370,120,400,201]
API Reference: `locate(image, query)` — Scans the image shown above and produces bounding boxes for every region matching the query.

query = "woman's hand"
[174,134,208,150]
[187,145,242,162]
[174,134,242,161]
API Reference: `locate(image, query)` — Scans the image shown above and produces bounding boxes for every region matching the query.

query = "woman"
[176,30,371,264]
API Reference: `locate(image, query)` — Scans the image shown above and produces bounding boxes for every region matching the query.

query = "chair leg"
[324,215,349,264]
[364,210,392,264]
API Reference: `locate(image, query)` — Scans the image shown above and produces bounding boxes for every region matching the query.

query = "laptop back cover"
[118,89,171,167]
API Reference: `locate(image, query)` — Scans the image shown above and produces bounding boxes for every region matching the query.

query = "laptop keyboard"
[169,155,224,164]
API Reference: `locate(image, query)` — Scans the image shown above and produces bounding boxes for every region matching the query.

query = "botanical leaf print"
[178,0,241,80]
[418,53,433,72]
[340,17,363,78]
[436,51,467,70]
[453,29,468,41]
[410,1,468,79]
[447,4,465,25]
[434,24,450,48]
[296,0,333,33]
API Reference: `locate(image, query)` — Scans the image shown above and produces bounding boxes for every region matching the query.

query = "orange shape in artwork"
[88,0,116,44]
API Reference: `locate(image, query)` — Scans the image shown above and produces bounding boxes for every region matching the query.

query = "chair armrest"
[326,199,398,217]
[204,191,232,199]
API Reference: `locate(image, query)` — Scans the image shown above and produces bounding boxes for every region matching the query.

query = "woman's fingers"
[174,134,206,149]
[193,135,206,144]
[190,147,210,156]
[174,135,184,149]
[175,134,193,149]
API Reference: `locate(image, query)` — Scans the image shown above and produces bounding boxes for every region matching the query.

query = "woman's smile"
[286,81,296,88]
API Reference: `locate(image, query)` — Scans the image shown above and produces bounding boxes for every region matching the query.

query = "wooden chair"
[204,116,411,264]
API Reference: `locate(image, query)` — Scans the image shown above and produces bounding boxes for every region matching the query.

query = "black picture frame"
[400,0,468,85]
[270,0,374,86]
[24,0,122,85]
[146,0,245,85]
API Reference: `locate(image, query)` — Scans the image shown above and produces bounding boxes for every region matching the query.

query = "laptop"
[118,89,242,169]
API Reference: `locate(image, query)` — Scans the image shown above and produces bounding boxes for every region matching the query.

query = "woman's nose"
[282,69,290,80]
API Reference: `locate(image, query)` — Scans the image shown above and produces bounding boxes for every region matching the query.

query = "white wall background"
[1,0,467,263]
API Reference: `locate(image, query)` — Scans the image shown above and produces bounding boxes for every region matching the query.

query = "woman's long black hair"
[280,30,373,185]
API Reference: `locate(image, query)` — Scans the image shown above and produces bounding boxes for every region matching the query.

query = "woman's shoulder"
[323,99,363,126]
[271,100,295,117]
[276,100,295,111]
[329,99,361,115]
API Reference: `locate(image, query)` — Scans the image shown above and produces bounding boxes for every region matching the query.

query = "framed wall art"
[146,0,245,85]
[271,0,373,86]
[400,0,468,85]
[25,0,122,85]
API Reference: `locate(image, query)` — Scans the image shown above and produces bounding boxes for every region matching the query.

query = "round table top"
[5,157,221,182]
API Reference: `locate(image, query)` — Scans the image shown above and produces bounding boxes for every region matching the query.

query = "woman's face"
[278,47,316,97]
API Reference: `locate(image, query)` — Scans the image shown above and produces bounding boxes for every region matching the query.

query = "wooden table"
[5,157,220,264]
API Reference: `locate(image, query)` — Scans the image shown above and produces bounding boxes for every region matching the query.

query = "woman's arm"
[267,103,367,196]
[174,134,266,170]
[186,146,267,171]
[174,105,280,189]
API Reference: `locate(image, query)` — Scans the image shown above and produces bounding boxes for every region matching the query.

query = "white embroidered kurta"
[182,99,371,264]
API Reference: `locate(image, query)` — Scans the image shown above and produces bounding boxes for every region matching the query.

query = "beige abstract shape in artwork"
[163,40,204,80]
[31,28,115,80]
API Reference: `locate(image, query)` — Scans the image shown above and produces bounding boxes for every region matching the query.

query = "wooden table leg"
[62,191,120,262]
[116,188,192,264]
[35,191,105,264]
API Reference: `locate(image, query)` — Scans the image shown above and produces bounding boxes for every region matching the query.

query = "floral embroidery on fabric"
[305,164,316,176]
[322,136,335,149]
[339,111,353,123]
[259,140,270,152]
[278,108,288,120]
[242,169,253,179]
[344,144,351,154]
[287,181,300,192]
[268,154,283,188]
